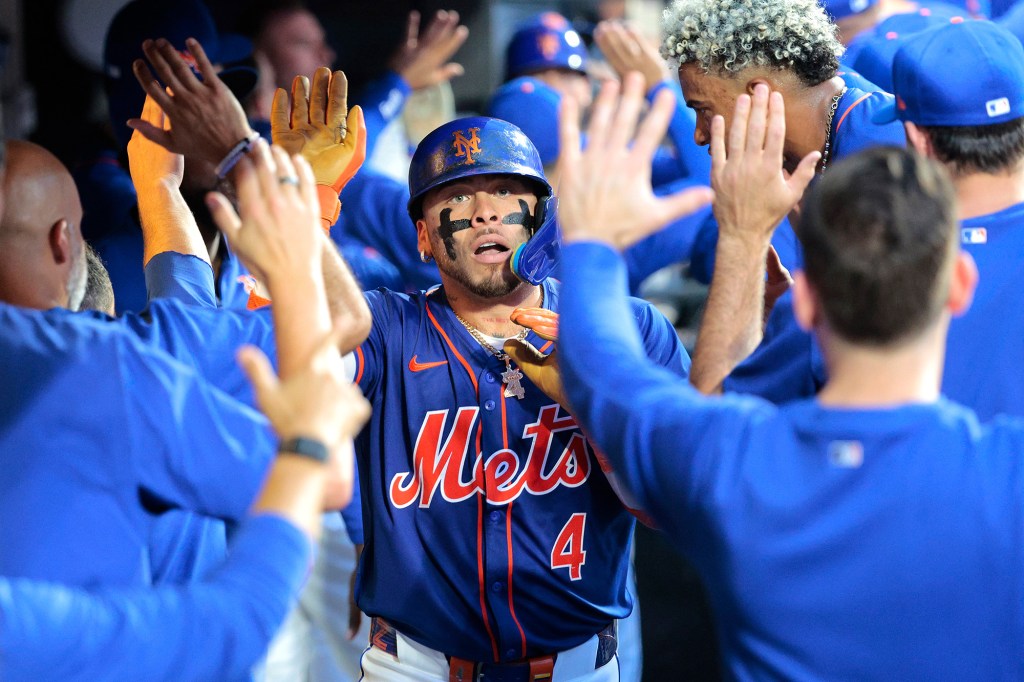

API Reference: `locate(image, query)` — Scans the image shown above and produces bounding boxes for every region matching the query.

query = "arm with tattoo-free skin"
[272,66,372,349]
[128,95,210,268]
[689,85,818,395]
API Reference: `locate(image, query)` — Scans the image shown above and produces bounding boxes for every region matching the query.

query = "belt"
[369,617,617,682]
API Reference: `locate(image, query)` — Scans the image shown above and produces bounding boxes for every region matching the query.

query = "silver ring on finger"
[278,176,299,186]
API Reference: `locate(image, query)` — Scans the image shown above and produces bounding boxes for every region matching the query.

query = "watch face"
[61,0,133,72]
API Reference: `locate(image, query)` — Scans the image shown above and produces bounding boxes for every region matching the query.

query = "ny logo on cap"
[452,128,481,164]
[538,33,560,60]
[986,97,1010,117]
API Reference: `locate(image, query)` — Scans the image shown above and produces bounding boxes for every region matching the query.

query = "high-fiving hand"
[556,72,714,250]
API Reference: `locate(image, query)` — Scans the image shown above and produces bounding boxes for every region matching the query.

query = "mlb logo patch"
[828,440,864,468]
[986,97,1010,117]
[961,227,987,244]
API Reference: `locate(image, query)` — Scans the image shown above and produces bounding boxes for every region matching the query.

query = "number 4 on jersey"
[551,513,587,580]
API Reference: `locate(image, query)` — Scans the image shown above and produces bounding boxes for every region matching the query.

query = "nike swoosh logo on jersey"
[409,355,449,372]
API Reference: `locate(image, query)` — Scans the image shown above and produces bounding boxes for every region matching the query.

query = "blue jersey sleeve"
[0,514,310,682]
[107,299,277,407]
[623,196,712,294]
[144,252,218,309]
[118,335,275,522]
[336,168,440,292]
[722,291,827,403]
[558,241,774,542]
[356,71,412,160]
[352,289,394,398]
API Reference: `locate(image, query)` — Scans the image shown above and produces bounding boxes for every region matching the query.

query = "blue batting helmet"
[505,12,588,81]
[407,116,552,220]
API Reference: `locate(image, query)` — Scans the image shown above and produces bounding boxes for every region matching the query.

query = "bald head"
[0,140,88,310]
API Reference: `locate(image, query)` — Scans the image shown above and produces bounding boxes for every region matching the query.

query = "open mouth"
[475,242,510,256]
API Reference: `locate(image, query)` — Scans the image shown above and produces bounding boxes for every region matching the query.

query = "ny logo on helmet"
[452,128,481,164]
[538,34,560,60]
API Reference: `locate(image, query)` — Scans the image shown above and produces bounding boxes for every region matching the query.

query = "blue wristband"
[215,132,261,179]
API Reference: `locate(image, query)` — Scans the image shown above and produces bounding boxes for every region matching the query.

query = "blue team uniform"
[0,303,274,587]
[727,202,1024,417]
[0,515,308,682]
[349,279,689,662]
[722,87,906,399]
[945,203,1024,419]
[558,241,1024,680]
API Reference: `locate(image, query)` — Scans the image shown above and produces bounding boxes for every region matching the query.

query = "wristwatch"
[277,437,329,463]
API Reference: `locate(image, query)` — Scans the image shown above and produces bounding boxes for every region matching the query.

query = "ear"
[47,219,73,266]
[744,76,772,95]
[791,270,819,333]
[904,122,933,157]
[947,250,978,317]
[415,218,432,257]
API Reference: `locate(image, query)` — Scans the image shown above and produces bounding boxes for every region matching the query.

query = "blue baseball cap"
[104,0,257,149]
[485,77,562,167]
[821,0,879,21]
[505,12,588,80]
[851,10,964,91]
[872,19,1024,125]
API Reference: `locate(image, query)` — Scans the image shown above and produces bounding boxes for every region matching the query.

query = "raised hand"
[128,37,255,166]
[271,67,365,193]
[388,10,469,91]
[204,141,320,288]
[593,21,669,92]
[710,84,818,242]
[557,72,714,250]
[504,307,566,408]
[127,94,183,191]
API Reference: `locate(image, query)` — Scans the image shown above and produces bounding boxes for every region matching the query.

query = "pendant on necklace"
[501,357,525,399]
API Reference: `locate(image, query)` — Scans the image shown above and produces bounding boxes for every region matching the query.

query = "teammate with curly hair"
[662,0,907,403]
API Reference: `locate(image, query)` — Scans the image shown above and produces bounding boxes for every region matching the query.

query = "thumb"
[237,345,280,408]
[206,190,242,242]
[662,185,714,224]
[504,338,546,367]
[788,150,821,200]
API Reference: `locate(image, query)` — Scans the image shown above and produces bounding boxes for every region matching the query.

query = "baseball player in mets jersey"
[348,116,690,681]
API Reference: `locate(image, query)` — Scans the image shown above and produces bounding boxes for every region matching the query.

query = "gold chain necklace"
[453,312,528,399]
[820,87,847,175]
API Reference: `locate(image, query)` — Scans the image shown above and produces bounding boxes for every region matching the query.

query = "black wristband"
[278,437,329,463]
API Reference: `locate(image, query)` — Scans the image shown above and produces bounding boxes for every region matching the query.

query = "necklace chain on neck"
[820,87,847,175]
[453,312,527,360]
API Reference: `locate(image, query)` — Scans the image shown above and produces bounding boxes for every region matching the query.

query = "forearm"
[690,232,770,395]
[136,179,210,266]
[321,233,372,353]
[265,269,330,379]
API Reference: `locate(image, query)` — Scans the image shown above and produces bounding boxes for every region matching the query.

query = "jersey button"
[491,581,503,593]
[489,510,502,523]
[484,372,497,383]
[484,399,496,411]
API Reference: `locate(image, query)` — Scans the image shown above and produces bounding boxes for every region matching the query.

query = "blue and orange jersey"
[349,278,689,661]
